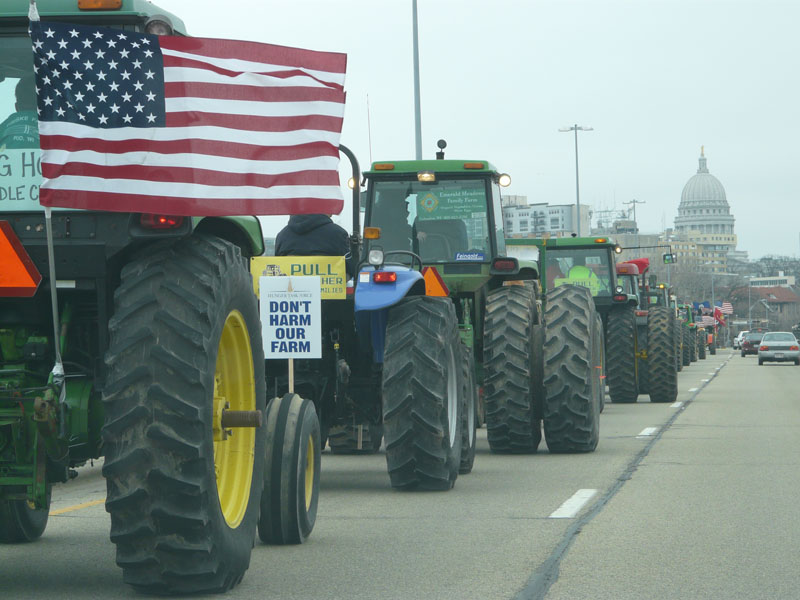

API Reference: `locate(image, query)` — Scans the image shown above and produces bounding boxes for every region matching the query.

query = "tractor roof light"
[417,170,436,183]
[594,237,608,243]
[497,173,512,187]
[78,0,122,9]
[347,177,357,190]
[145,15,174,35]
[373,163,395,171]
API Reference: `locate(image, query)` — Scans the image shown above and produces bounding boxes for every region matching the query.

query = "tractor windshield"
[367,178,491,264]
[544,247,613,297]
[0,35,41,211]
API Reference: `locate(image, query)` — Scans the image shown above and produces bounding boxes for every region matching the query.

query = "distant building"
[673,147,738,269]
[502,194,591,237]
[751,274,796,288]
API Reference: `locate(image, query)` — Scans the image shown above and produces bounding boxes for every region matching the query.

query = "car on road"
[757,331,800,365]
[733,330,748,349]
[741,331,765,356]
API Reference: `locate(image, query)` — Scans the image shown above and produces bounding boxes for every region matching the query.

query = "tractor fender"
[354,266,424,312]
[354,266,425,364]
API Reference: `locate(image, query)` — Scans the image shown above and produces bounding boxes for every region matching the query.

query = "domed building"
[672,147,738,269]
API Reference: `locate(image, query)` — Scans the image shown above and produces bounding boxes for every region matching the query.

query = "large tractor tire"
[689,328,699,362]
[647,307,678,404]
[259,393,321,545]
[102,235,266,594]
[483,285,541,453]
[674,320,683,372]
[459,342,478,475]
[0,486,50,543]
[698,331,707,359]
[328,423,383,454]
[709,339,717,355]
[606,305,639,403]
[382,296,463,490]
[542,285,601,453]
[681,326,692,366]
[593,312,606,413]
[637,324,649,396]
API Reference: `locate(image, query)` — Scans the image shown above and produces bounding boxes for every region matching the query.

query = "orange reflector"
[422,266,449,297]
[635,310,648,317]
[0,221,41,297]
[463,162,485,169]
[373,163,395,170]
[373,271,397,284]
[364,227,381,240]
[78,0,122,9]
[594,237,608,243]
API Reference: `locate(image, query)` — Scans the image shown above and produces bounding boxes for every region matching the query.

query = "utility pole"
[412,0,422,159]
[559,124,593,236]
[623,198,646,232]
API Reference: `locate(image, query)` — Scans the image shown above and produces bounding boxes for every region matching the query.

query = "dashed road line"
[637,427,659,438]
[670,401,684,408]
[549,489,598,519]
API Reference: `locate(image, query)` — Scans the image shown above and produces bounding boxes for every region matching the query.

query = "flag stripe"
[43,162,339,188]
[42,136,339,162]
[43,149,338,175]
[163,64,338,90]
[164,96,344,118]
[42,175,342,201]
[164,112,343,133]
[39,189,344,217]
[41,120,342,144]
[159,36,347,82]
[163,81,343,103]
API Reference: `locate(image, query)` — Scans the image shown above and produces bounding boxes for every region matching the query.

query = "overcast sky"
[163,0,799,260]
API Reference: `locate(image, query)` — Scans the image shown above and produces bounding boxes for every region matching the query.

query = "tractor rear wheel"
[459,342,478,474]
[689,328,699,362]
[647,307,678,404]
[102,235,265,594]
[682,326,692,366]
[382,297,463,490]
[259,393,321,544]
[0,486,50,543]
[606,306,639,403]
[593,313,606,413]
[542,285,600,453]
[483,285,541,453]
[698,331,707,359]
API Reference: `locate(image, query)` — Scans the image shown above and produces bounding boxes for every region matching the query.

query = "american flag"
[720,301,733,314]
[700,315,715,327]
[29,20,346,216]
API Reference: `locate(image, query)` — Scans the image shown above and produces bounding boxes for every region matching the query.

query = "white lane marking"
[688,387,699,392]
[708,373,716,375]
[637,427,659,438]
[549,489,598,519]
[701,379,710,382]
[670,401,683,408]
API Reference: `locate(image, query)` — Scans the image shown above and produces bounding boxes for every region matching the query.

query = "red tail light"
[613,295,627,302]
[373,271,397,284]
[492,259,517,272]
[791,345,799,351]
[140,214,185,230]
[635,310,648,317]
[759,345,768,351]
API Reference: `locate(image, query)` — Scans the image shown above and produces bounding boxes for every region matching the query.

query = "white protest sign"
[259,275,321,359]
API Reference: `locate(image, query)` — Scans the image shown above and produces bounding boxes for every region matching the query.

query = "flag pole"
[29,0,64,383]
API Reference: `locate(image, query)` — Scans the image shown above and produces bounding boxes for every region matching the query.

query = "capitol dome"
[674,148,735,236]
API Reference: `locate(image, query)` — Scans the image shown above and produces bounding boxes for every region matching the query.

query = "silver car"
[757,331,800,365]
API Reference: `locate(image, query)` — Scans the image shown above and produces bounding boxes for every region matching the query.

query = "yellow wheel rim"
[304,433,315,511]
[213,310,256,529]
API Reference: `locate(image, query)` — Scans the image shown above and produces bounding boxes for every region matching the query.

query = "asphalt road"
[3,350,798,599]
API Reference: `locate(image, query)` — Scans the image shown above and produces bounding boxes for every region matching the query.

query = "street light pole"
[748,277,752,329]
[559,124,593,236]
[412,0,422,159]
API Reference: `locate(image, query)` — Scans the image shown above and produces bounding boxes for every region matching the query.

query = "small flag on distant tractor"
[28,20,346,216]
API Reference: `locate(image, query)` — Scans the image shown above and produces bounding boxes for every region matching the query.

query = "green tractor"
[0,1,320,594]
[614,259,678,404]
[359,143,602,454]
[509,236,645,405]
